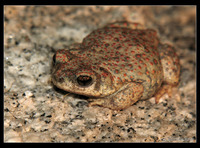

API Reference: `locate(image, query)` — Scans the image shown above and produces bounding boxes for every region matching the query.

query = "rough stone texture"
[4,6,196,142]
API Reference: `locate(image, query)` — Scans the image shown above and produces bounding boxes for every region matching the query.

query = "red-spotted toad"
[52,21,180,110]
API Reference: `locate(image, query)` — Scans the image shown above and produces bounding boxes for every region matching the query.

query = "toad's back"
[72,27,163,100]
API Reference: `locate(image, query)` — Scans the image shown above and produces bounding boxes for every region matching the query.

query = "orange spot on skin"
[139,60,143,64]
[123,22,127,26]
[116,80,121,84]
[137,79,143,83]
[138,72,142,75]
[145,58,149,61]
[160,52,164,56]
[128,64,132,67]
[154,59,158,64]
[136,54,141,58]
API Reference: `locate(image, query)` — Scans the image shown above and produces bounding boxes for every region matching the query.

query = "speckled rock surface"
[4,6,196,142]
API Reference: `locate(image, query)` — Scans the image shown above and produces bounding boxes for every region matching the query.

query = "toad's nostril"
[77,75,93,87]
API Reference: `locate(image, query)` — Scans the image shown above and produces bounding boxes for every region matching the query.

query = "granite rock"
[4,6,196,142]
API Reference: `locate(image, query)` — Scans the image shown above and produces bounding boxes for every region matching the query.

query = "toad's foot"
[154,84,180,104]
[155,43,180,104]
[88,82,143,110]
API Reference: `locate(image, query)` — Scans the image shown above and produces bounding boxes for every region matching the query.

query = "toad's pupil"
[77,75,93,87]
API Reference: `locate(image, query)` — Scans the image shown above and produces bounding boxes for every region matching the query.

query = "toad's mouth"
[76,75,93,87]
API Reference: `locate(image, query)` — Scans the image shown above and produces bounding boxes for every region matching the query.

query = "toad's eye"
[77,75,93,87]
[52,54,56,65]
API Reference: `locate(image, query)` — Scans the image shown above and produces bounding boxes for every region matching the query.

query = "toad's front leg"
[88,82,144,110]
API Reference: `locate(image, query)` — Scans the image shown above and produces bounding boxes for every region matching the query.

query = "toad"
[51,21,180,110]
